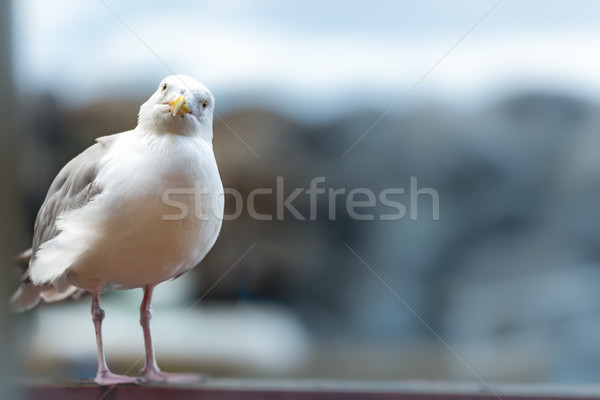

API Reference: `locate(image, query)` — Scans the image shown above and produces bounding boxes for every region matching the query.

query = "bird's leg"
[139,285,159,375]
[139,285,205,383]
[92,291,140,385]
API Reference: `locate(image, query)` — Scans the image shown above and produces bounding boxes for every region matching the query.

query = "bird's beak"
[169,96,191,117]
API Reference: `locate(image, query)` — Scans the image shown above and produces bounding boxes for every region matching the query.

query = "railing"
[22,379,600,400]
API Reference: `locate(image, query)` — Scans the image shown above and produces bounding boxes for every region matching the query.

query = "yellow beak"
[169,96,191,116]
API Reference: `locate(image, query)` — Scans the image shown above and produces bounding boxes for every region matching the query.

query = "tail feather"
[10,247,84,312]
[14,248,32,273]
[9,283,42,313]
[40,285,80,303]
[10,282,83,313]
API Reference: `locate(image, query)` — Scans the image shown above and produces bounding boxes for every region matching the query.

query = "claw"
[141,366,207,384]
[94,369,143,386]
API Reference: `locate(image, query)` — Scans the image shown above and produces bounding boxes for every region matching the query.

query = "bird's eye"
[161,83,167,92]
[202,100,208,109]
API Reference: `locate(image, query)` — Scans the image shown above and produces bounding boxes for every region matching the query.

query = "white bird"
[10,75,224,385]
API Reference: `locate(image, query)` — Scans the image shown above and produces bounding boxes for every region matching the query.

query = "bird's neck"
[136,123,213,142]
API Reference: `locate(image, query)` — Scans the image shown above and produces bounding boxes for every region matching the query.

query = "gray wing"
[29,134,118,264]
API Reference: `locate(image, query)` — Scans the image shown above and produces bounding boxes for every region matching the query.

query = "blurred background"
[5,0,600,386]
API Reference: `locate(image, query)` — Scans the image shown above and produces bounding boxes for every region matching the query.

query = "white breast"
[64,130,224,291]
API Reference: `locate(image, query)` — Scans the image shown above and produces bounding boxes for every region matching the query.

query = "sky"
[11,0,600,118]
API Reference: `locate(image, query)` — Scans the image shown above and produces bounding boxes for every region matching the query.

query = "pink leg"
[92,291,141,385]
[140,285,205,383]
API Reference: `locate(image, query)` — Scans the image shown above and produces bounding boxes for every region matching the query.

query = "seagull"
[10,75,224,385]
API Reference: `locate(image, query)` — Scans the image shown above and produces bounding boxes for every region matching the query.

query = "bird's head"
[138,75,215,138]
